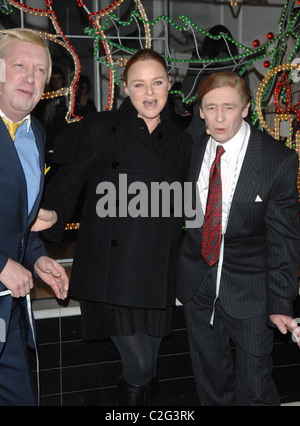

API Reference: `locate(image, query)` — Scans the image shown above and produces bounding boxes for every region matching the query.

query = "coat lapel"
[0,118,45,228]
[0,119,28,215]
[190,134,209,184]
[225,125,263,237]
[185,133,208,229]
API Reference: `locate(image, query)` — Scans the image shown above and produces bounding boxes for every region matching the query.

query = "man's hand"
[270,314,300,347]
[34,256,69,300]
[31,208,58,232]
[0,258,34,297]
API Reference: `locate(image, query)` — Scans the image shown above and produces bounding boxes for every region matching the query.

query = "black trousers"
[184,267,280,406]
[0,299,37,406]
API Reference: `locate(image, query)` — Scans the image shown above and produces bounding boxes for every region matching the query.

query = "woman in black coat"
[35,49,192,405]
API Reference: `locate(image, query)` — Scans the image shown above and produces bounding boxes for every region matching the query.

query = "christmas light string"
[72,0,150,111]
[6,0,82,123]
[1,0,300,132]
[0,0,12,14]
[84,8,288,108]
[256,63,300,151]
[2,0,300,207]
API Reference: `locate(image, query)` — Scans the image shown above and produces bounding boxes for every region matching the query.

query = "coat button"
[157,132,163,139]
[112,162,119,169]
[111,239,118,247]
[112,126,117,133]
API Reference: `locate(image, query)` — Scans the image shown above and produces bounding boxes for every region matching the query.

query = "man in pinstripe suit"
[177,71,300,406]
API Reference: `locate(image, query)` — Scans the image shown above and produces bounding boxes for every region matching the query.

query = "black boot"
[116,376,147,406]
[116,376,159,406]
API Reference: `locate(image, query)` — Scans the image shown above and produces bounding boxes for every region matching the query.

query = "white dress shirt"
[197,120,250,232]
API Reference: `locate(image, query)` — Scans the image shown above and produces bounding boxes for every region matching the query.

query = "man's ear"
[199,107,205,120]
[242,102,250,118]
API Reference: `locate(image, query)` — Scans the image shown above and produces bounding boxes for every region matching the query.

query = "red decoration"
[274,73,300,122]
[87,0,124,111]
[263,61,271,68]
[266,32,274,40]
[252,39,260,48]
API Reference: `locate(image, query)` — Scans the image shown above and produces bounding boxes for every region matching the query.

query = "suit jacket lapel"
[225,124,263,238]
[189,133,209,192]
[185,132,208,229]
[0,119,28,215]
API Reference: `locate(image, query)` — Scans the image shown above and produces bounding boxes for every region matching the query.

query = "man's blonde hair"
[0,28,52,83]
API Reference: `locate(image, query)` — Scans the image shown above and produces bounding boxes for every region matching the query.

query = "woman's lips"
[143,99,157,108]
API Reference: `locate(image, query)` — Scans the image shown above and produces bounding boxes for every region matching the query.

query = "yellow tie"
[2,117,25,142]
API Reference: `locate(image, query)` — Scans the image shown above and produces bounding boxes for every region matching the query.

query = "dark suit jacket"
[0,117,46,352]
[177,122,300,320]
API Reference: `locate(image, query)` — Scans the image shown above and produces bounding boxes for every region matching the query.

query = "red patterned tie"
[201,145,225,266]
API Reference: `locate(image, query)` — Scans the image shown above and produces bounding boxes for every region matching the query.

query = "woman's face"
[124,59,171,133]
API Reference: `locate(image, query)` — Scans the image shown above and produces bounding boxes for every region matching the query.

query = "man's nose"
[216,107,225,122]
[24,68,34,84]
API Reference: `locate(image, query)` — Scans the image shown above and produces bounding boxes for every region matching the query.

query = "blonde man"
[0,28,68,406]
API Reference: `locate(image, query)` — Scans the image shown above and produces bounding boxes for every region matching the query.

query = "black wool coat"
[43,98,192,309]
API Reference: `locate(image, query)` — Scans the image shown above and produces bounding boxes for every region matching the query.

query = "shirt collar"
[211,120,247,158]
[0,109,31,133]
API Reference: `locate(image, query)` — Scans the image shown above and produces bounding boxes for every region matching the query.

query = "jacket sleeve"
[266,148,300,316]
[0,233,46,275]
[0,251,8,275]
[23,232,47,272]
[42,116,97,242]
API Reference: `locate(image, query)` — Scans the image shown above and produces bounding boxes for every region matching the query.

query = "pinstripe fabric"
[177,121,300,405]
[178,123,300,318]
[183,275,280,405]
